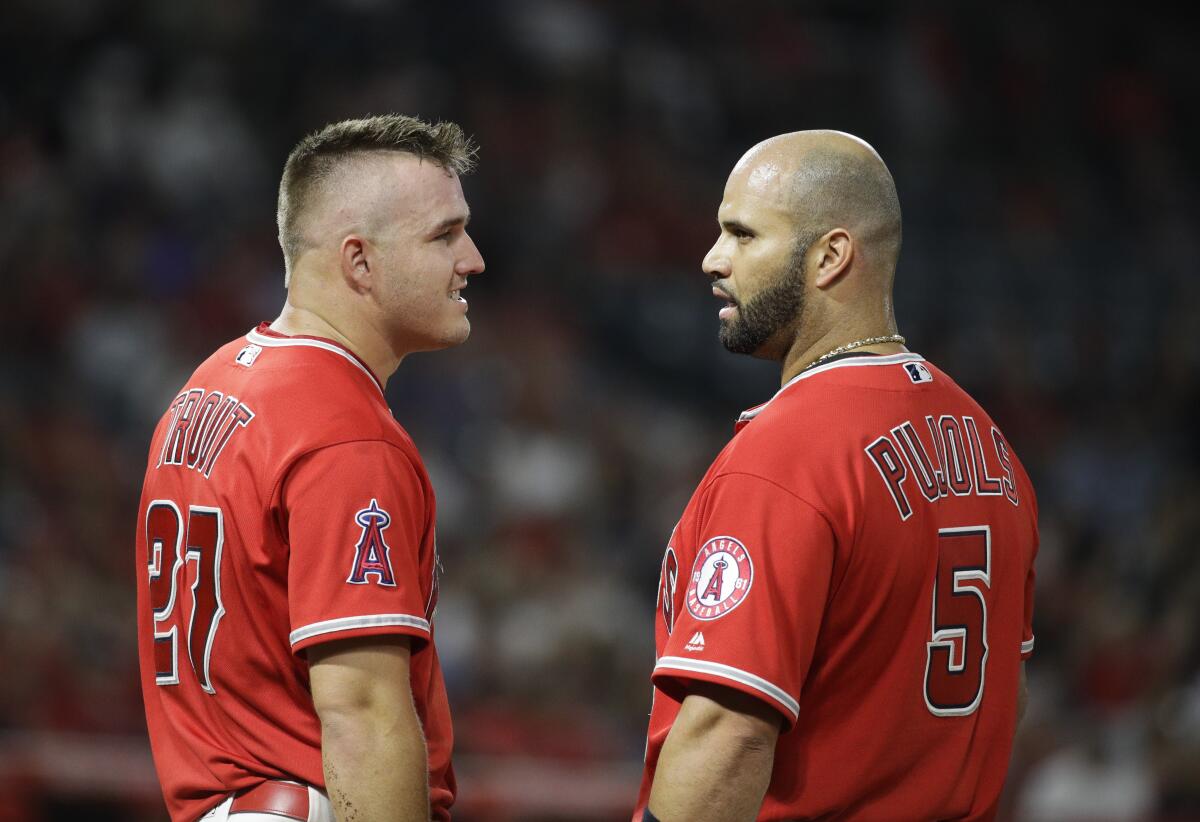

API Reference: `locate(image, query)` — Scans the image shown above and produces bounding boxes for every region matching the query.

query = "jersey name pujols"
[156,387,255,478]
[865,413,1020,521]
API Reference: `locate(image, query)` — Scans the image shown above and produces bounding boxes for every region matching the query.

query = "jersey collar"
[735,352,926,430]
[245,323,385,397]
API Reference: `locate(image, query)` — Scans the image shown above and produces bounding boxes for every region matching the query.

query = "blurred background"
[1,1,1198,820]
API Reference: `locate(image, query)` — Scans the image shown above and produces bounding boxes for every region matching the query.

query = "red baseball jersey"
[635,352,1037,821]
[135,324,454,821]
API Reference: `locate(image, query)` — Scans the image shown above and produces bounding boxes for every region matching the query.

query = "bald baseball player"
[136,114,484,822]
[636,130,1037,821]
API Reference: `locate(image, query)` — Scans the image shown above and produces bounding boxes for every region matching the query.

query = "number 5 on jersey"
[146,500,226,694]
[925,526,990,717]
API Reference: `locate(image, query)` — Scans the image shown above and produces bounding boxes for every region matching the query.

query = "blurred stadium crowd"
[1,1,1198,820]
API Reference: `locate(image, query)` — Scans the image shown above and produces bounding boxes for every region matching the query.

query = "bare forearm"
[648,688,778,822]
[321,707,429,822]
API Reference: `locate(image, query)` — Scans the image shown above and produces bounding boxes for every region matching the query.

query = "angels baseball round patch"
[686,536,754,620]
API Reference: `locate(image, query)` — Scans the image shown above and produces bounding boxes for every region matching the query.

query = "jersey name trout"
[157,387,255,478]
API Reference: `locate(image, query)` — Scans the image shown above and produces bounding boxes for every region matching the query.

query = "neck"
[779,324,906,385]
[270,300,399,388]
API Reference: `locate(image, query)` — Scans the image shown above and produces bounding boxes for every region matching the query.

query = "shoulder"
[715,354,939,493]
[287,436,429,490]
[245,359,403,447]
[718,393,836,487]
[697,468,830,524]
[699,418,837,526]
[212,331,421,464]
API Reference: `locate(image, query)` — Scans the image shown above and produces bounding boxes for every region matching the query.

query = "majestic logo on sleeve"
[686,536,754,620]
[346,500,397,586]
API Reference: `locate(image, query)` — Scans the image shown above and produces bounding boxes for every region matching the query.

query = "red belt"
[230,780,309,820]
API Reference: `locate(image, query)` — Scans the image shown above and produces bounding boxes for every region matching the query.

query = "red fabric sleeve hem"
[653,656,798,730]
[289,613,431,655]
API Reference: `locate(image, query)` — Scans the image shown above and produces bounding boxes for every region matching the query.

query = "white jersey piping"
[655,656,800,720]
[738,352,927,424]
[245,329,384,397]
[289,613,431,647]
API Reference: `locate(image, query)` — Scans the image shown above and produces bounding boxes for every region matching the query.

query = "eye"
[732,227,754,243]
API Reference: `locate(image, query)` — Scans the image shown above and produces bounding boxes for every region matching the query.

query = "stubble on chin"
[718,278,804,356]
[717,234,813,357]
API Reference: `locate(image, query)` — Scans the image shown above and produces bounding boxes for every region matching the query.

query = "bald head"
[733,130,902,276]
[704,130,905,369]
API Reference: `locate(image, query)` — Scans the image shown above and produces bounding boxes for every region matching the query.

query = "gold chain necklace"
[807,334,906,370]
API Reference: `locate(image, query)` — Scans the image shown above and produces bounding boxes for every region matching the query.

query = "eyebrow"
[720,219,755,235]
[430,212,471,235]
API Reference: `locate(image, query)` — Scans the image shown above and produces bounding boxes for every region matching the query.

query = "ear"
[813,228,854,289]
[339,235,371,294]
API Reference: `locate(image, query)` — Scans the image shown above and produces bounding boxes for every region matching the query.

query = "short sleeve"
[1020,470,1038,660]
[1020,559,1036,660]
[280,440,432,655]
[653,473,835,729]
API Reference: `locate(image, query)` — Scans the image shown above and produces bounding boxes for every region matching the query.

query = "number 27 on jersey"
[145,499,226,694]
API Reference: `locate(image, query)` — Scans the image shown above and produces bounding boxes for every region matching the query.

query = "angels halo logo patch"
[686,536,753,620]
[346,499,397,587]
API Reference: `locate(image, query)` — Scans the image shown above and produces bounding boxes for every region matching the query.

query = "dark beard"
[718,237,810,356]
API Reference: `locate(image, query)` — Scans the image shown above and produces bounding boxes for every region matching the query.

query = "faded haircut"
[276,114,477,278]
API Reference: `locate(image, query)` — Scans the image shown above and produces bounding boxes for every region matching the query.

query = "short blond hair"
[276,114,477,272]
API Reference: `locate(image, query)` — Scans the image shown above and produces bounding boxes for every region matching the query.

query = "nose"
[457,232,485,276]
[702,237,729,280]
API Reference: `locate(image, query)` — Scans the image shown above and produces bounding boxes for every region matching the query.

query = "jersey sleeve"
[279,440,432,655]
[1020,554,1036,660]
[653,472,835,729]
[1018,461,1038,661]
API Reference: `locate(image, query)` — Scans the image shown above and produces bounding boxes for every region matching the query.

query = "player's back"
[732,352,1037,820]
[135,325,452,821]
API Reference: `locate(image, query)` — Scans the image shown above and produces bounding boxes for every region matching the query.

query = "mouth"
[450,284,467,305]
[713,285,738,320]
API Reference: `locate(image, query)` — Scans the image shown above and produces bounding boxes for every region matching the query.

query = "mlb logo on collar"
[904,361,933,384]
[235,344,263,367]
